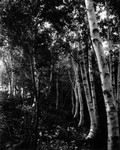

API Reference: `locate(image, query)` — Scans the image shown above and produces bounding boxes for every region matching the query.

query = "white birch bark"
[56,74,59,110]
[68,70,75,115]
[0,2,3,46]
[73,60,84,126]
[88,50,98,128]
[77,79,84,127]
[84,0,120,149]
[80,50,97,139]
[71,86,75,115]
[117,48,120,111]
[106,2,117,109]
[73,82,79,117]
[72,58,79,118]
[112,53,117,106]
[69,56,84,125]
[109,50,113,83]
[117,25,120,112]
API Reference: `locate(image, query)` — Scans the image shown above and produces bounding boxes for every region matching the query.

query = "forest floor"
[36,125,107,150]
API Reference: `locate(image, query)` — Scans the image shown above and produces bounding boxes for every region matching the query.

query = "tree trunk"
[72,58,79,118]
[56,72,59,110]
[106,1,117,110]
[48,64,53,94]
[68,70,75,115]
[109,50,113,83]
[72,57,84,126]
[71,86,75,115]
[10,71,14,97]
[88,50,98,129]
[0,2,3,47]
[117,48,120,130]
[117,23,120,112]
[73,82,79,117]
[79,48,97,139]
[77,78,84,127]
[111,53,117,106]
[29,52,39,150]
[84,0,120,149]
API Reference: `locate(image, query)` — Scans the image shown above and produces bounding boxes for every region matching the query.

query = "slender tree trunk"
[72,58,79,118]
[77,79,84,127]
[10,71,14,97]
[79,47,97,139]
[0,2,3,47]
[71,86,75,115]
[106,1,117,109]
[117,49,120,111]
[72,58,84,126]
[109,50,113,83]
[106,0,113,83]
[68,70,75,115]
[117,23,120,112]
[116,24,120,136]
[73,82,79,117]
[88,50,98,129]
[84,0,120,149]
[112,53,117,105]
[29,52,39,150]
[22,81,25,99]
[56,72,59,110]
[109,51,117,108]
[48,64,53,94]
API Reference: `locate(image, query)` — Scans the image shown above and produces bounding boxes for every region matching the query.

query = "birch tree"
[72,57,84,126]
[0,1,3,47]
[88,50,98,129]
[68,69,75,115]
[105,1,117,111]
[79,45,98,140]
[84,0,120,149]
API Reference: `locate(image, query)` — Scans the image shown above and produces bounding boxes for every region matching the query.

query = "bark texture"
[88,50,98,129]
[79,49,97,139]
[84,0,120,149]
